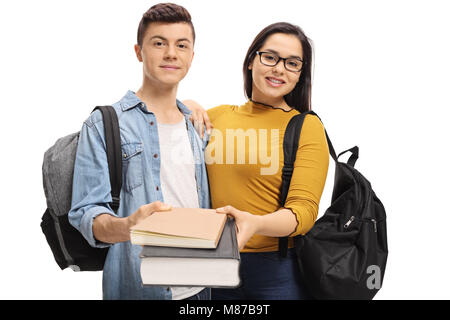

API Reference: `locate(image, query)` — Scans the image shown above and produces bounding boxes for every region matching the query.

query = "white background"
[0,0,449,300]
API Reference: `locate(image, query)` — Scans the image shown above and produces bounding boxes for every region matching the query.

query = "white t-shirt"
[157,119,204,300]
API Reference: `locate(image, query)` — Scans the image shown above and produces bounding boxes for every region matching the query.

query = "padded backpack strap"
[92,106,122,213]
[279,113,306,257]
[279,110,339,257]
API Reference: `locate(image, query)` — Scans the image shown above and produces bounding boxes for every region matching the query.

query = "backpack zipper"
[371,219,377,233]
[344,216,355,228]
[343,216,378,233]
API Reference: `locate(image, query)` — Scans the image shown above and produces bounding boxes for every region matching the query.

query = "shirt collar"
[119,90,143,111]
[119,90,192,117]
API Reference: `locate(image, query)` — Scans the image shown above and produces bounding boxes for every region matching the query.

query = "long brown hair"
[243,22,313,113]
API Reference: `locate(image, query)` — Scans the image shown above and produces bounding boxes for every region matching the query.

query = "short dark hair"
[137,3,195,47]
[243,22,313,113]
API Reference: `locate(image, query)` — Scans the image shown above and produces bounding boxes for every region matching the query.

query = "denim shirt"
[68,91,210,300]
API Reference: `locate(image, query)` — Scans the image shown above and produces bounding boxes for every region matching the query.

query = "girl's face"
[249,33,303,106]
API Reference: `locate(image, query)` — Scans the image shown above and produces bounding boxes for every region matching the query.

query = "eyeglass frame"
[255,51,304,72]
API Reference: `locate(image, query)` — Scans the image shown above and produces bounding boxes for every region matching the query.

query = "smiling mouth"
[266,77,285,86]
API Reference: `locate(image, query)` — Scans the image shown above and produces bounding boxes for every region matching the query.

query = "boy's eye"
[154,41,164,47]
[178,43,190,49]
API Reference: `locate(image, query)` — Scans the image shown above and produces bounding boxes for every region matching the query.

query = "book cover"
[139,218,241,288]
[130,207,227,248]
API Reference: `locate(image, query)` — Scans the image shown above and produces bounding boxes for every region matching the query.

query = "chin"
[157,76,185,87]
[254,81,291,100]
[260,88,289,100]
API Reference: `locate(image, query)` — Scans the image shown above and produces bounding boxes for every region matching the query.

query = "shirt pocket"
[121,142,144,192]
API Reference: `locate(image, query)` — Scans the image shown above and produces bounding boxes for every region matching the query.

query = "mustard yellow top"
[205,101,329,252]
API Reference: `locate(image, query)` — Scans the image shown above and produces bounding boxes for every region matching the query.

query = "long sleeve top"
[206,100,329,252]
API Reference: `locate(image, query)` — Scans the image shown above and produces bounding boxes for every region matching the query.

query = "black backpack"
[41,106,122,271]
[279,111,388,300]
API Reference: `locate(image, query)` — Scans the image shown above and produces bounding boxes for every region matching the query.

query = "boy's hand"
[127,201,172,228]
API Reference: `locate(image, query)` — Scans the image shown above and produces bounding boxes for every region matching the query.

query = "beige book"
[129,208,227,248]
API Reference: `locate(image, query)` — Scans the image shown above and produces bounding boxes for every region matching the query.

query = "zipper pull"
[371,219,377,232]
[344,216,355,228]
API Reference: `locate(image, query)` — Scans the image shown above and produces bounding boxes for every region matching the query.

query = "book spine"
[230,218,240,260]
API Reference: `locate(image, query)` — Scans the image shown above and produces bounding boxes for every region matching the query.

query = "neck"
[136,77,179,113]
[250,95,292,111]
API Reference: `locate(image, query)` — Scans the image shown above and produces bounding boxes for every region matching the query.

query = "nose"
[272,59,284,75]
[164,44,177,60]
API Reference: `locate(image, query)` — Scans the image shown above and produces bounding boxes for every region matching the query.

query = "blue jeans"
[211,248,311,300]
[184,287,211,300]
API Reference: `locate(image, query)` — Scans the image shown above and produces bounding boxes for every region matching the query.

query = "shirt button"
[166,287,170,292]
[150,121,154,126]
[123,153,127,158]
[153,154,158,158]
[156,186,159,191]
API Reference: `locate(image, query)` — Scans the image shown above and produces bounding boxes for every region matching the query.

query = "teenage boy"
[69,3,210,300]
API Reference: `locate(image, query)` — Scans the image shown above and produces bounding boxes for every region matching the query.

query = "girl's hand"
[216,205,261,251]
[182,99,213,139]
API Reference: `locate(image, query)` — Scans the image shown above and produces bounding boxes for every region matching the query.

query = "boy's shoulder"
[85,91,142,127]
[85,101,129,128]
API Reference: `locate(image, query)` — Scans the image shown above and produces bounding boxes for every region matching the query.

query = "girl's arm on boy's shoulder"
[183,100,213,139]
[183,100,235,138]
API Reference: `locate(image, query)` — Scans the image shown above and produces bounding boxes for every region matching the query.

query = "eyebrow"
[265,49,302,60]
[149,35,192,43]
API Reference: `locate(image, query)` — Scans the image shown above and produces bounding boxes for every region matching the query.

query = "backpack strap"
[92,106,122,213]
[338,146,359,168]
[278,113,306,257]
[278,110,338,257]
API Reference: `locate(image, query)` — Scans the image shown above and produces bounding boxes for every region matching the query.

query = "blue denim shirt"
[68,91,210,300]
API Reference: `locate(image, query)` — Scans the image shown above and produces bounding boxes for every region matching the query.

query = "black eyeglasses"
[256,51,304,72]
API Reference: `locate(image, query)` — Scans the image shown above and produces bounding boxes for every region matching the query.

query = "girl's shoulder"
[206,104,237,122]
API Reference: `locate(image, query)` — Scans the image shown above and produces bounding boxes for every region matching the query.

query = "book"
[130,207,227,248]
[139,218,241,288]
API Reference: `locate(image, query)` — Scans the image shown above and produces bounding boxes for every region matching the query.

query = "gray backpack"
[41,106,122,271]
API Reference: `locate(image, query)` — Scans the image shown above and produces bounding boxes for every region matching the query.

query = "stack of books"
[130,208,241,288]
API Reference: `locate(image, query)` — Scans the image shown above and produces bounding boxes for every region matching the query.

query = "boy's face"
[135,22,194,87]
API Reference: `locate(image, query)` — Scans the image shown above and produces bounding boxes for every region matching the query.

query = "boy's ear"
[134,44,143,62]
